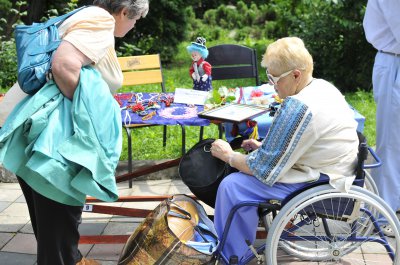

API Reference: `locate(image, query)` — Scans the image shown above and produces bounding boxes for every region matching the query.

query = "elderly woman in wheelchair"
[210,37,400,265]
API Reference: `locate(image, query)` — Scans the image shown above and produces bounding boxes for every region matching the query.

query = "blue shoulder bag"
[14,6,87,95]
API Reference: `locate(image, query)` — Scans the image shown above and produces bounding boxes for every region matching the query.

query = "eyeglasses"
[267,69,294,85]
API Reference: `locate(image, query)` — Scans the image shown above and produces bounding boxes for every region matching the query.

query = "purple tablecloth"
[114,92,211,127]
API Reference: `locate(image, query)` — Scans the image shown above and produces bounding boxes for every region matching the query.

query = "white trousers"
[372,51,400,212]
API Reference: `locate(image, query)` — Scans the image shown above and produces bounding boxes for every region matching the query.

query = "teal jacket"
[0,67,122,206]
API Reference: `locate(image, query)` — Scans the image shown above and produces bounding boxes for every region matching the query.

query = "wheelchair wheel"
[364,169,379,196]
[262,172,379,259]
[265,185,400,264]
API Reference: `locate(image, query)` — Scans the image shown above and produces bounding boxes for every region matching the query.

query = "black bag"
[179,139,237,208]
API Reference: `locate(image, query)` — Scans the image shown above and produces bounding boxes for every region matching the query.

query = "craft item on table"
[114,93,133,107]
[160,94,174,107]
[115,92,172,111]
[204,86,236,109]
[142,111,156,121]
[247,88,270,105]
[130,102,145,113]
[250,89,263,98]
[187,37,212,91]
[159,106,198,119]
[218,86,236,104]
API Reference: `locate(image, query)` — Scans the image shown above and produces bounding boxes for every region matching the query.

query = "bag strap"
[194,222,219,243]
[27,6,88,34]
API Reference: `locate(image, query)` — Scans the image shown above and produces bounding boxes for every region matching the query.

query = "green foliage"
[115,0,189,62]
[0,1,26,90]
[186,0,374,93]
[266,0,375,92]
[0,38,17,90]
[345,89,376,146]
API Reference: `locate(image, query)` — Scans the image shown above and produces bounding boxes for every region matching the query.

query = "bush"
[267,0,375,92]
[115,0,189,62]
[0,38,17,90]
[187,0,374,92]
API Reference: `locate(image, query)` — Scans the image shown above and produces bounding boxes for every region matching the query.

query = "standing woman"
[0,1,149,265]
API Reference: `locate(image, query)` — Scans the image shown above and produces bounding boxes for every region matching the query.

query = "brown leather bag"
[118,195,218,265]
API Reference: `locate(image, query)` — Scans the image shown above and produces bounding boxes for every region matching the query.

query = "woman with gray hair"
[210,37,359,263]
[0,1,149,265]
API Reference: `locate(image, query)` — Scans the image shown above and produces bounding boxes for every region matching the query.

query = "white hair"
[93,0,149,18]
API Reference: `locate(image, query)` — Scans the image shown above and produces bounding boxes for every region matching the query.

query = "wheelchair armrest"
[363,147,382,169]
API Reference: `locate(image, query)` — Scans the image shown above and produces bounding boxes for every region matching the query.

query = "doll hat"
[187,37,209,58]
[192,37,207,48]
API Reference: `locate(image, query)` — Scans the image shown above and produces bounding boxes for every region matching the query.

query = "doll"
[186,37,212,91]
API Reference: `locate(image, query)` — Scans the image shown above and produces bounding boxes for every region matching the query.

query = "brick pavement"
[0,180,398,265]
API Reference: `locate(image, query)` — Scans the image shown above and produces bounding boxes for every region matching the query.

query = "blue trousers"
[214,172,314,263]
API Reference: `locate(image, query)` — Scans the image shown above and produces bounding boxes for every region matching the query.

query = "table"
[114,92,210,127]
[114,92,212,187]
[223,84,366,142]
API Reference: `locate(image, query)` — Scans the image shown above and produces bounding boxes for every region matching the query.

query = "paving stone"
[0,233,14,249]
[0,216,29,233]
[0,203,29,217]
[0,202,11,213]
[0,251,36,265]
[86,243,124,261]
[364,253,393,264]
[20,222,34,234]
[96,261,117,265]
[109,216,144,223]
[0,183,21,190]
[15,195,26,203]
[78,244,94,257]
[81,211,113,220]
[2,233,36,255]
[167,183,192,195]
[129,180,171,196]
[0,189,22,202]
[79,221,108,236]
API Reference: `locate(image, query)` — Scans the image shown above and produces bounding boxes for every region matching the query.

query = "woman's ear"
[119,7,129,18]
[293,69,302,81]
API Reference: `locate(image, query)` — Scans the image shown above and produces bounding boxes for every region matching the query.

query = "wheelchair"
[215,133,400,265]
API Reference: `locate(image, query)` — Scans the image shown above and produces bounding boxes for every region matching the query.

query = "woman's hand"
[241,139,262,152]
[210,139,233,163]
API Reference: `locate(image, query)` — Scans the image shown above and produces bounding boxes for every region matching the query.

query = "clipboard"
[198,103,269,123]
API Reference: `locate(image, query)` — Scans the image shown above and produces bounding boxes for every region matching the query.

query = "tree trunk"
[24,0,47,24]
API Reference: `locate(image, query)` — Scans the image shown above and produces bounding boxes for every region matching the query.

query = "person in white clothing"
[209,37,359,263]
[363,0,400,237]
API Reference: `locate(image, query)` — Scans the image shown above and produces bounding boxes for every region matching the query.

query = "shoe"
[76,257,101,265]
[380,224,395,238]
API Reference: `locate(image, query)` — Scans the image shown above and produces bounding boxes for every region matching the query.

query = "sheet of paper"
[173,88,209,105]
